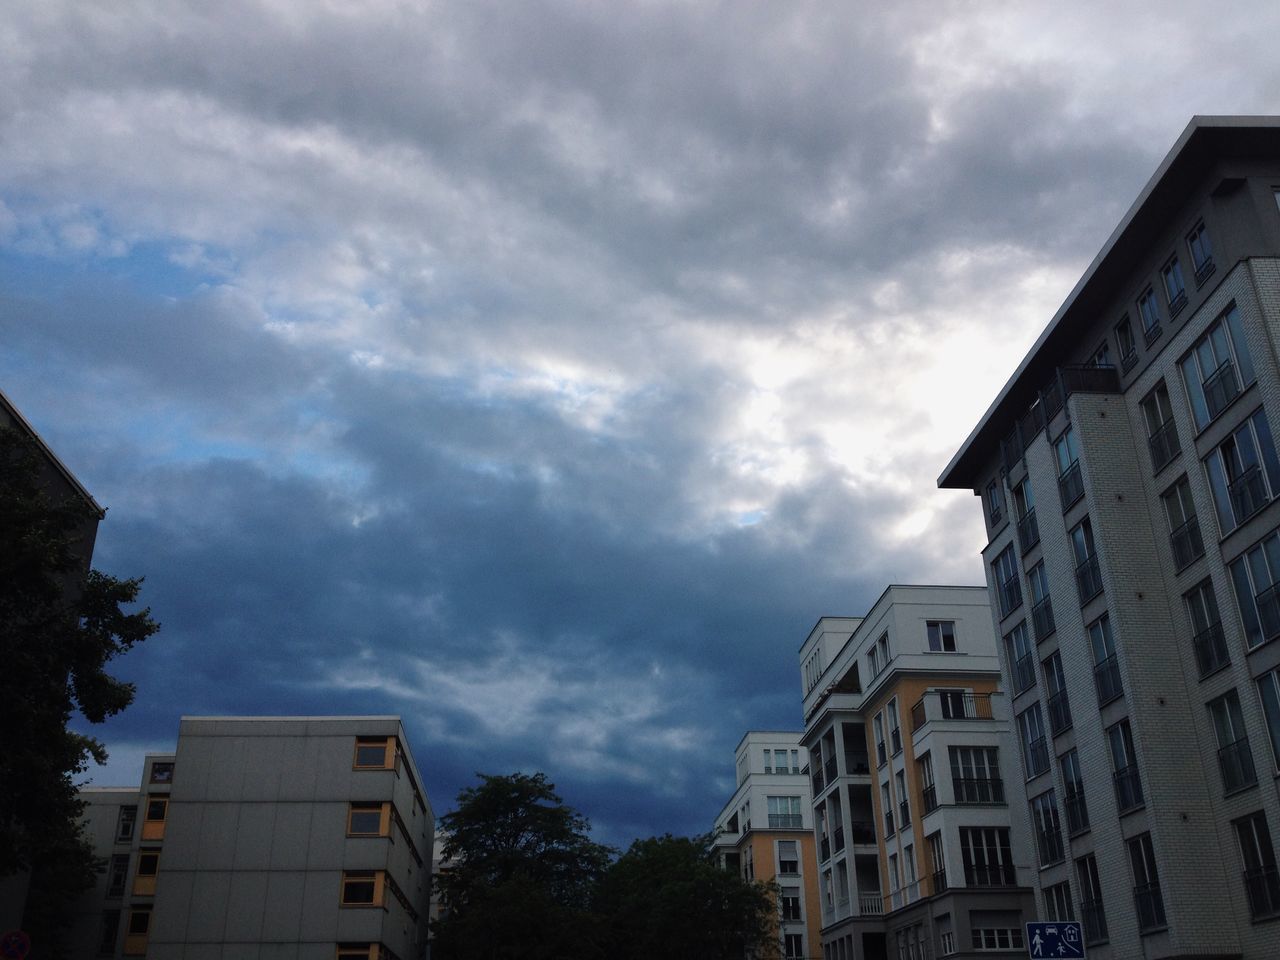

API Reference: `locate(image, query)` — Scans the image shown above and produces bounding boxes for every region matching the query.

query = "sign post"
[1025,921,1085,958]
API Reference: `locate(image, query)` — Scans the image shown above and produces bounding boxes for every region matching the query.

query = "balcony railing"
[898,802,910,830]
[845,752,870,775]
[769,814,804,829]
[1080,899,1108,944]
[965,864,1017,887]
[1064,789,1089,834]
[1026,737,1050,779]
[1114,765,1144,812]
[859,894,884,916]
[811,769,824,793]
[998,576,1022,618]
[1229,464,1269,522]
[910,691,995,732]
[1093,654,1123,706]
[1059,461,1084,510]
[1012,654,1036,694]
[1204,358,1240,421]
[1193,621,1229,677]
[1168,291,1188,317]
[1059,363,1121,397]
[1170,515,1204,570]
[1134,881,1167,932]
[932,869,948,895]
[1148,418,1181,471]
[1036,826,1065,867]
[832,825,845,852]
[1047,690,1072,735]
[1032,596,1055,642]
[1017,508,1040,554]
[922,784,937,813]
[1218,737,1257,793]
[824,757,838,783]
[1076,554,1103,605]
[953,777,1004,805]
[849,821,875,845]
[1194,257,1216,287]
[1244,866,1280,920]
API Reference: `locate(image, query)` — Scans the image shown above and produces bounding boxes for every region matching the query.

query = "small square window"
[341,870,382,906]
[927,621,957,652]
[149,762,174,784]
[137,852,160,877]
[353,737,394,769]
[116,806,137,842]
[145,798,167,821]
[128,908,151,935]
[348,803,386,836]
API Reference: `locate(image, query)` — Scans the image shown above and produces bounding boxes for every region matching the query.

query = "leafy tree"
[596,834,781,960]
[0,427,159,953]
[432,772,614,960]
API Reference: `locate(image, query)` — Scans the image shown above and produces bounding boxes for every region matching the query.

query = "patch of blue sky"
[0,237,234,301]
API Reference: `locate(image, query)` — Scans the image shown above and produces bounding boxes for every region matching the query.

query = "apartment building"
[68,716,432,960]
[798,587,1035,960]
[939,117,1280,959]
[713,731,824,959]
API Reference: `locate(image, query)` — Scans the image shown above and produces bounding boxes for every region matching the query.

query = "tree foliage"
[0,427,159,950]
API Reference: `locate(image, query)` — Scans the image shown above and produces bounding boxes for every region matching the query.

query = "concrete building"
[939,117,1280,959]
[797,586,1035,960]
[68,716,432,960]
[713,731,824,959]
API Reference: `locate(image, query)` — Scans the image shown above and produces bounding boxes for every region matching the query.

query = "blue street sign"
[1025,921,1085,958]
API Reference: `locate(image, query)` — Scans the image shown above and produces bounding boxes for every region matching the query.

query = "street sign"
[1025,921,1085,958]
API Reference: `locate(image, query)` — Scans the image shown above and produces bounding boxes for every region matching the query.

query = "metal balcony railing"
[1064,789,1089,834]
[1148,417,1181,471]
[768,814,804,829]
[1194,257,1216,286]
[1204,358,1240,421]
[1093,654,1122,706]
[885,879,921,913]
[1026,737,1050,778]
[1113,765,1144,812]
[1013,654,1036,694]
[1059,364,1121,397]
[1193,621,1229,677]
[965,863,1017,887]
[1076,554,1103,605]
[1134,882,1167,932]
[811,768,824,793]
[824,757,838,783]
[1059,461,1084,510]
[910,691,994,732]
[1032,596,1055,642]
[1170,515,1204,570]
[1244,866,1280,920]
[953,777,1004,805]
[922,784,937,813]
[1229,464,1269,523]
[832,825,845,852]
[998,576,1022,618]
[1218,737,1258,793]
[1017,507,1040,554]
[1047,690,1072,736]
[1080,899,1108,944]
[932,869,948,895]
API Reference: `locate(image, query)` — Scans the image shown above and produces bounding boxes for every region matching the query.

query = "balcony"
[1012,654,1036,694]
[1170,516,1204,571]
[1193,622,1229,677]
[1032,596,1055,642]
[1064,789,1089,834]
[1075,554,1103,605]
[769,814,804,829]
[832,825,845,852]
[1059,363,1121,397]
[849,821,876,845]
[1134,881,1167,932]
[922,784,938,814]
[1217,737,1257,793]
[1017,508,1040,554]
[1080,899,1108,944]
[1094,654,1123,706]
[824,756,838,783]
[952,777,1004,805]
[845,751,871,776]
[811,768,824,793]
[910,691,995,732]
[859,894,884,916]
[1204,358,1240,421]
[1229,464,1269,523]
[998,576,1022,618]
[1113,765,1144,812]
[1058,461,1084,510]
[1244,866,1280,920]
[1026,737,1050,779]
[1047,690,1072,736]
[1148,418,1181,471]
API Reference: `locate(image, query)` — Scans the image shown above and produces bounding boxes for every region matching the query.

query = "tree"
[0,427,159,953]
[432,772,614,960]
[595,834,781,960]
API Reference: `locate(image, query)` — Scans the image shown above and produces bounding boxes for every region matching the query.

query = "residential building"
[714,731,823,960]
[939,116,1280,959]
[67,716,432,960]
[798,587,1035,960]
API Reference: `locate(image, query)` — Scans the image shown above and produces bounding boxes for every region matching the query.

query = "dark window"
[1077,855,1108,943]
[1115,315,1137,370]
[348,802,385,836]
[148,762,174,784]
[949,746,1003,804]
[1071,518,1102,604]
[1161,256,1187,316]
[1141,382,1181,471]
[986,480,1004,527]
[1162,476,1203,570]
[1006,621,1035,694]
[1045,881,1074,921]
[116,806,137,842]
[1180,305,1256,429]
[1030,791,1065,866]
[1043,653,1071,735]
[959,827,1015,886]
[1188,221,1214,285]
[1028,563,1054,642]
[98,910,120,955]
[1128,833,1166,932]
[1060,749,1089,835]
[354,737,393,769]
[1137,287,1162,343]
[1017,704,1049,779]
[1204,409,1280,534]
[136,852,159,877]
[1235,812,1280,920]
[1186,579,1228,676]
[1231,529,1280,649]
[993,545,1021,617]
[1109,719,1143,812]
[927,620,957,652]
[127,908,151,935]
[1055,428,1084,509]
[1209,691,1257,793]
[1087,613,1121,705]
[106,854,129,897]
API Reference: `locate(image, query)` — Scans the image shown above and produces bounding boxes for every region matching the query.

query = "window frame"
[1180,305,1256,431]
[926,620,957,653]
[353,736,396,770]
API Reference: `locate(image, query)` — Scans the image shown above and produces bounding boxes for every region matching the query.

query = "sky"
[4,0,1280,847]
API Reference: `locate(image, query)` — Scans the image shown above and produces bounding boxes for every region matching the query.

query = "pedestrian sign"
[1025,921,1084,958]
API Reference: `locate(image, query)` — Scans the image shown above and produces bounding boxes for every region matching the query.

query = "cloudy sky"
[4,0,1280,844]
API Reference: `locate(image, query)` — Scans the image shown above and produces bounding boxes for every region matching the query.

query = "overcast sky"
[4,1,1280,844]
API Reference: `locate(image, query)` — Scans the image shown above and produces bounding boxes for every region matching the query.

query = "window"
[992,545,1021,617]
[123,907,151,956]
[1028,563,1054,642]
[778,840,799,875]
[950,746,1003,804]
[353,736,395,769]
[1030,791,1065,866]
[1161,255,1187,315]
[1077,854,1107,943]
[895,770,910,829]
[341,870,384,906]
[919,752,937,812]
[1162,475,1203,570]
[928,832,947,891]
[141,796,167,841]
[785,933,804,958]
[106,854,129,897]
[768,796,803,829]
[887,699,902,755]
[1055,427,1083,509]
[836,859,851,902]
[1187,220,1214,284]
[1142,382,1181,471]
[873,713,887,766]
[1128,833,1166,932]
[1137,287,1162,342]
[1182,306,1257,429]
[882,782,895,836]
[986,479,1004,527]
[1259,669,1280,772]
[1043,652,1071,735]
[1070,517,1102,604]
[149,762,174,784]
[1109,719,1143,812]
[98,910,120,956]
[1115,314,1137,370]
[878,632,890,667]
[888,853,899,892]
[927,620,957,652]
[1089,340,1111,368]
[1017,704,1049,779]
[1231,528,1280,649]
[781,885,802,921]
[1235,812,1280,920]
[1207,410,1280,533]
[132,851,159,895]
[1186,579,1228,677]
[116,806,137,843]
[970,927,1023,951]
[1006,622,1034,694]
[1045,880,1074,921]
[1087,613,1121,704]
[348,802,388,836]
[959,828,1015,886]
[1013,480,1038,552]
[1209,690,1257,793]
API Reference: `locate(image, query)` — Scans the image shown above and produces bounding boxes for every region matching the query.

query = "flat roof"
[939,116,1280,489]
